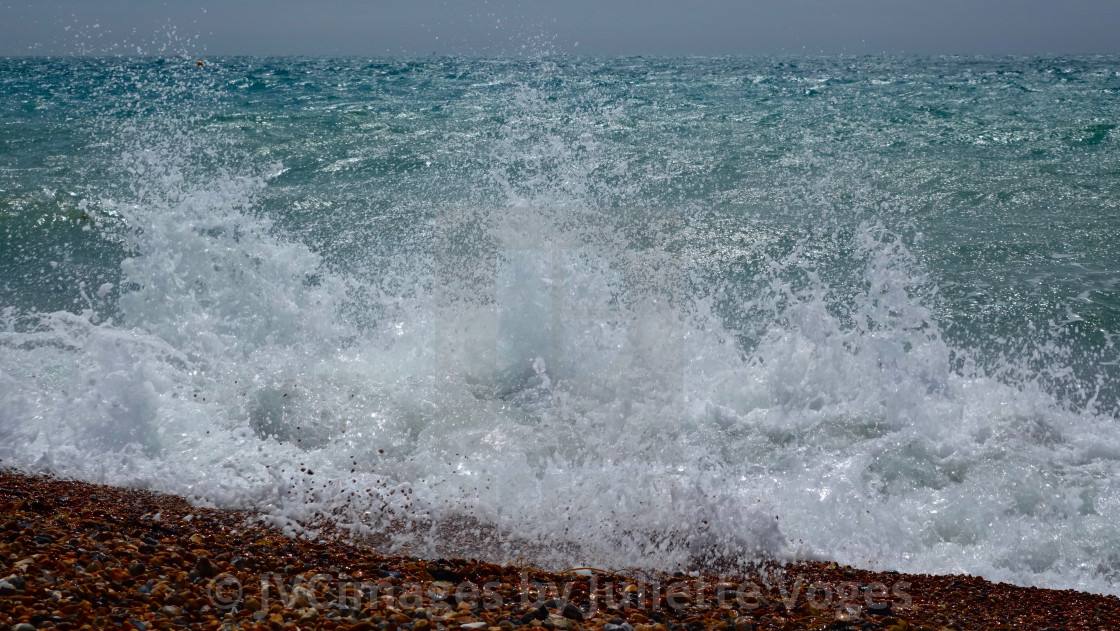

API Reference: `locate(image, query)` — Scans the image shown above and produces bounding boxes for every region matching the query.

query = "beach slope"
[1,470,1117,630]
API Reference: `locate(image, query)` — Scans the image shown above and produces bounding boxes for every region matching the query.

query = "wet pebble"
[544,613,576,630]
[0,579,20,595]
[520,606,548,624]
[429,567,461,582]
[561,602,585,621]
[867,601,892,615]
[195,555,218,578]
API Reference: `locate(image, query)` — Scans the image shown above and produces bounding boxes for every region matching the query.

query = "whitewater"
[1,55,1119,594]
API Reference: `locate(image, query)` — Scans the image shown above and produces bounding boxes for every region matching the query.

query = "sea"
[1,55,1119,594]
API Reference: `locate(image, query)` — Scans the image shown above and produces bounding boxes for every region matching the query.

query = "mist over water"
[2,56,1120,593]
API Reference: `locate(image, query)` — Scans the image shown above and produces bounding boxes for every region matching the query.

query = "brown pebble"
[195,555,218,578]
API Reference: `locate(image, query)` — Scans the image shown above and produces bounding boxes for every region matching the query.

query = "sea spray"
[1,56,1119,593]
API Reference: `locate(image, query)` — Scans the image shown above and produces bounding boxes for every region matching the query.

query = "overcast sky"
[2,1,1119,57]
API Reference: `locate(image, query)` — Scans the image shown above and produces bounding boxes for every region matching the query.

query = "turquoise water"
[2,56,1120,592]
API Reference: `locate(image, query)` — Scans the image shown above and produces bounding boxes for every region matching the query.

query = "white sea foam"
[1,65,1119,597]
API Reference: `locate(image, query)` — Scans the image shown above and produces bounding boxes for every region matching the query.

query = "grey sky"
[2,1,1119,56]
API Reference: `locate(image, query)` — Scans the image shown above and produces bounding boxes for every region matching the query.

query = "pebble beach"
[2,470,1118,631]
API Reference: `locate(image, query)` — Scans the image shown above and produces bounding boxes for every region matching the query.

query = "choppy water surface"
[2,56,1120,593]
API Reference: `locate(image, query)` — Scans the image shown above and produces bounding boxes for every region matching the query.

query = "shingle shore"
[2,469,1118,631]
